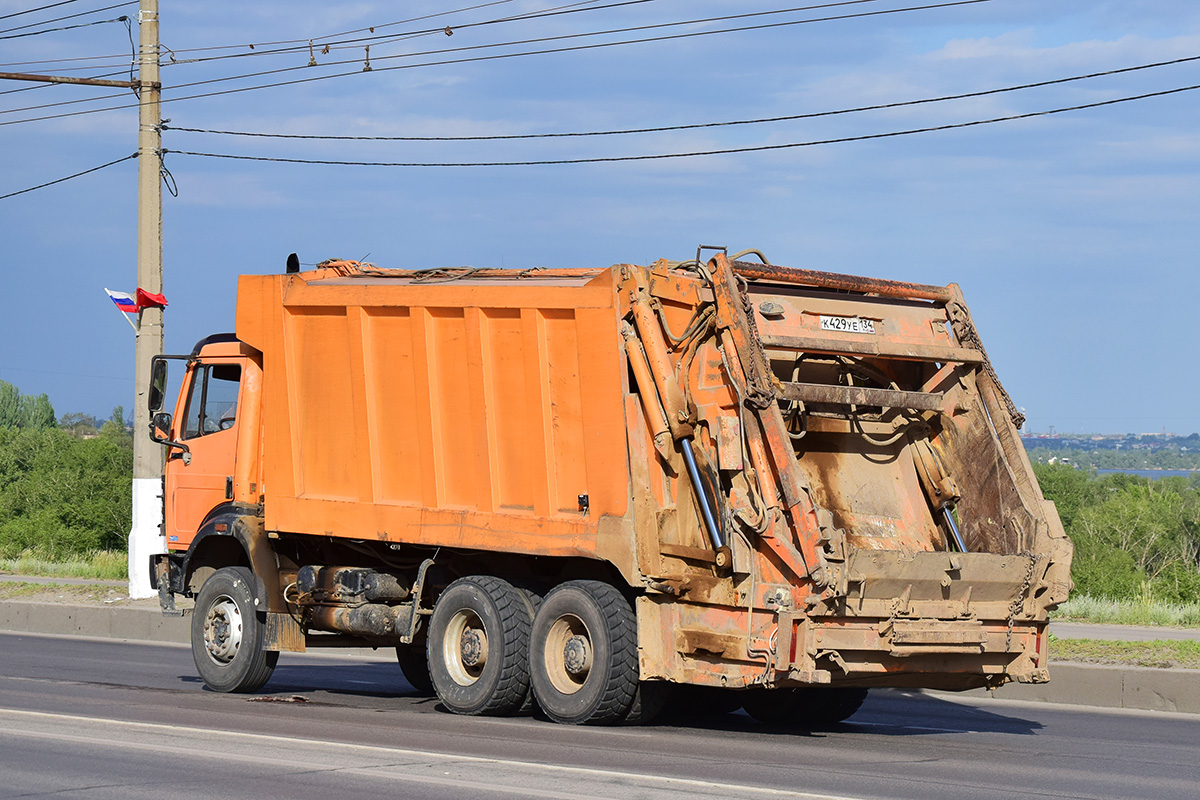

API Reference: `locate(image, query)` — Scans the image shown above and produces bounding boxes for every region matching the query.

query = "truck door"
[165,359,244,549]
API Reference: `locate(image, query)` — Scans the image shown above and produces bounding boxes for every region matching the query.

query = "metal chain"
[735,273,777,409]
[1006,551,1040,651]
[948,302,1025,429]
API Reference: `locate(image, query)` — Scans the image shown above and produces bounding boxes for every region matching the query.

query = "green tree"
[0,381,56,430]
[59,412,99,437]
[20,393,56,429]
[99,405,132,447]
[0,381,20,428]
[1032,463,1097,529]
[0,426,131,559]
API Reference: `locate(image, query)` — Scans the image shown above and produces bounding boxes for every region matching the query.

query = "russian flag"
[105,288,137,313]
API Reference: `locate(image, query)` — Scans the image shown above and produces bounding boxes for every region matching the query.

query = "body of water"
[1096,468,1200,479]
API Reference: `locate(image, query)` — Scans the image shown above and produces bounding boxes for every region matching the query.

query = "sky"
[1,0,1198,435]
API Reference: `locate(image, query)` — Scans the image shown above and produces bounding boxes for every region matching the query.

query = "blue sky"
[2,0,1198,435]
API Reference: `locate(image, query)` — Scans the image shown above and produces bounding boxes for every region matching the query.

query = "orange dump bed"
[235,267,638,568]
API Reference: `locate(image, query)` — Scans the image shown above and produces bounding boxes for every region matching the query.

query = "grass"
[0,582,50,600]
[1051,594,1200,628]
[0,581,133,603]
[0,549,127,581]
[1051,636,1200,669]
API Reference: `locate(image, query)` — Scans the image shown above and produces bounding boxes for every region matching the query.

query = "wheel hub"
[443,608,488,686]
[203,597,243,664]
[460,627,488,669]
[562,635,591,676]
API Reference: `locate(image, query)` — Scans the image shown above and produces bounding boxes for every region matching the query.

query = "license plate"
[820,315,876,334]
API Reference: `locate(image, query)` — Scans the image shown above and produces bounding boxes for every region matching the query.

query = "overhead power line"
[0,0,84,23]
[0,152,135,200]
[165,0,1002,95]
[162,84,1200,168]
[0,51,141,68]
[158,0,661,63]
[0,80,128,113]
[0,12,129,42]
[0,0,998,125]
[163,0,945,89]
[0,1,133,36]
[163,53,1200,143]
[0,2,919,117]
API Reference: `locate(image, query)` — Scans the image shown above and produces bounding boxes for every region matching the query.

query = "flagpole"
[129,0,164,599]
[104,289,141,332]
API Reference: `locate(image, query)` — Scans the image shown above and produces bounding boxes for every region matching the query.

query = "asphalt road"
[1,632,1198,800]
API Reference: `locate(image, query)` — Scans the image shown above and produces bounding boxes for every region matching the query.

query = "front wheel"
[191,566,278,693]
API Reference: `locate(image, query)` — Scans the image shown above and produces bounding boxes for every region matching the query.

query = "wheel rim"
[543,613,591,695]
[202,595,243,665]
[442,608,488,686]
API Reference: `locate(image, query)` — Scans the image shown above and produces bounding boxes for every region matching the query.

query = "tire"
[660,684,743,721]
[515,587,543,714]
[191,566,278,693]
[395,643,435,696]
[621,681,670,725]
[742,687,868,728]
[804,687,868,727]
[529,580,638,725]
[427,575,531,716]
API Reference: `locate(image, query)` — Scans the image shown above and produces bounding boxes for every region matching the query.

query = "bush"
[0,426,131,560]
[1034,463,1200,604]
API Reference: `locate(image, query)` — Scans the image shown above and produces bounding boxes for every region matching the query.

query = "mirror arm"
[149,424,192,466]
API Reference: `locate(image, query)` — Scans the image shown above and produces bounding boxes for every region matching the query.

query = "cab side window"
[181,364,242,440]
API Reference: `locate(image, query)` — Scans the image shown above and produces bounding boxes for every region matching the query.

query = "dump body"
[154,253,1071,710]
[233,267,635,568]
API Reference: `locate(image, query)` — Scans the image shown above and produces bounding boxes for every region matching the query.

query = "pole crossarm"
[0,70,143,88]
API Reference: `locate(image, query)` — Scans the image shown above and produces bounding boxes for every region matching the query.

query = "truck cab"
[149,334,266,589]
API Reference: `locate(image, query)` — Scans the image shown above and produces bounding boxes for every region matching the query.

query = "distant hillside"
[1022,433,1200,471]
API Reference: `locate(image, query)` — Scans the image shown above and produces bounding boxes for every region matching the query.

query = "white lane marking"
[0,708,878,800]
[0,726,605,800]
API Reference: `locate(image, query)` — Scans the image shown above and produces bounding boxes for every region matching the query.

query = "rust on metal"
[730,259,953,303]
[776,380,951,413]
[760,333,984,364]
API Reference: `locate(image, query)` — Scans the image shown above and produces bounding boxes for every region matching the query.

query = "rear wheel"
[659,685,743,721]
[515,587,543,714]
[427,576,531,716]
[742,687,868,728]
[621,681,670,725]
[191,566,278,693]
[395,642,434,696]
[529,580,638,725]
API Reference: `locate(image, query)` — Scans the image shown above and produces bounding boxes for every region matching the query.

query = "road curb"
[944,662,1200,714]
[3,599,1198,714]
[0,600,190,645]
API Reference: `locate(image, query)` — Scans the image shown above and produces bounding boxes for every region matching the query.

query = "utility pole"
[2,2,165,599]
[129,0,164,599]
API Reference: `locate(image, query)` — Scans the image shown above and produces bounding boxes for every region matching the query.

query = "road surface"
[1,631,1197,800]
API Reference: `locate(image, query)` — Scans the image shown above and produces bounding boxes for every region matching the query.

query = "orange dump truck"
[148,249,1072,725]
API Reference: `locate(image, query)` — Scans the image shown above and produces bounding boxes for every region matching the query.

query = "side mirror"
[149,357,168,413]
[151,411,173,441]
[150,410,191,465]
